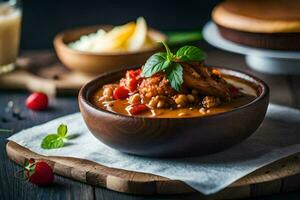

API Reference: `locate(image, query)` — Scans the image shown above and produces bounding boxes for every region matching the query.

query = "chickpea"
[187,94,195,103]
[145,92,153,99]
[175,94,188,107]
[103,87,114,98]
[141,88,148,93]
[128,94,141,105]
[199,107,206,114]
[148,97,159,108]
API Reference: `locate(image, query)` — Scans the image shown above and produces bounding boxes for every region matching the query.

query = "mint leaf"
[142,53,171,77]
[41,124,69,149]
[176,46,205,62]
[166,63,183,92]
[57,124,67,138]
[41,134,64,149]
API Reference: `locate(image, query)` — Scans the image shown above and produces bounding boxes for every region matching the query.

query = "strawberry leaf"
[24,159,30,167]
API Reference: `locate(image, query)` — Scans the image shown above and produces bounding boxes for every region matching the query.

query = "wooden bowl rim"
[53,25,167,56]
[78,66,269,121]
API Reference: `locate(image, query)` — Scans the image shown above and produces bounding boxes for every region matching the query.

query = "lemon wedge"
[126,17,149,51]
[69,17,161,53]
[93,22,136,52]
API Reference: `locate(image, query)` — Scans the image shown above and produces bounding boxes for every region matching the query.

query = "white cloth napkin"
[8,104,300,195]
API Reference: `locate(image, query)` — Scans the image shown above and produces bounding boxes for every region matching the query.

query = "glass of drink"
[0,0,21,74]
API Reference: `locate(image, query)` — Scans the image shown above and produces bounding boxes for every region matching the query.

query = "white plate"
[203,21,300,74]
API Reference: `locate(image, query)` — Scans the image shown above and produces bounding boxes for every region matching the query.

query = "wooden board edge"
[6,141,195,194]
[6,141,300,196]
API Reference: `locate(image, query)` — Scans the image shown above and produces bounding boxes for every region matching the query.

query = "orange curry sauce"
[91,76,257,118]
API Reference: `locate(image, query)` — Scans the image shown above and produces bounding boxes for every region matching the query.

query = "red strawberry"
[26,92,49,110]
[24,159,54,185]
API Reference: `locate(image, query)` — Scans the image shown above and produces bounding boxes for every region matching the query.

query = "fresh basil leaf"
[176,46,205,62]
[142,53,171,77]
[41,134,64,149]
[166,63,183,91]
[57,124,67,138]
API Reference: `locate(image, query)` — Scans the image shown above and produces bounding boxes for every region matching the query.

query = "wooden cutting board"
[0,51,95,96]
[6,141,300,199]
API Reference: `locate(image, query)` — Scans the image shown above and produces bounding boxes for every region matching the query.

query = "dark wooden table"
[1,45,300,200]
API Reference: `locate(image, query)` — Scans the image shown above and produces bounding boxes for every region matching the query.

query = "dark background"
[3,1,300,200]
[21,0,220,49]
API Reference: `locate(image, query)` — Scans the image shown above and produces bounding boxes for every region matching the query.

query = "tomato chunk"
[127,69,141,78]
[124,69,142,92]
[127,78,138,92]
[127,104,149,115]
[113,86,129,100]
[127,70,136,79]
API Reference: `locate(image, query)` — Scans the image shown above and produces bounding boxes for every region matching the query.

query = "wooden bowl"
[54,26,167,74]
[78,67,269,157]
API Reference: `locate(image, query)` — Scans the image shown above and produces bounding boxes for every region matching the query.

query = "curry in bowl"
[91,43,257,118]
[92,67,257,118]
[79,43,269,157]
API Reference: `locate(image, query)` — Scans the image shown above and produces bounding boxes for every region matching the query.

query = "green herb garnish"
[166,31,203,46]
[41,124,68,149]
[0,129,13,133]
[141,42,205,91]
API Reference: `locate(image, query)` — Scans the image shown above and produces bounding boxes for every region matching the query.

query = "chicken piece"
[181,62,231,100]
